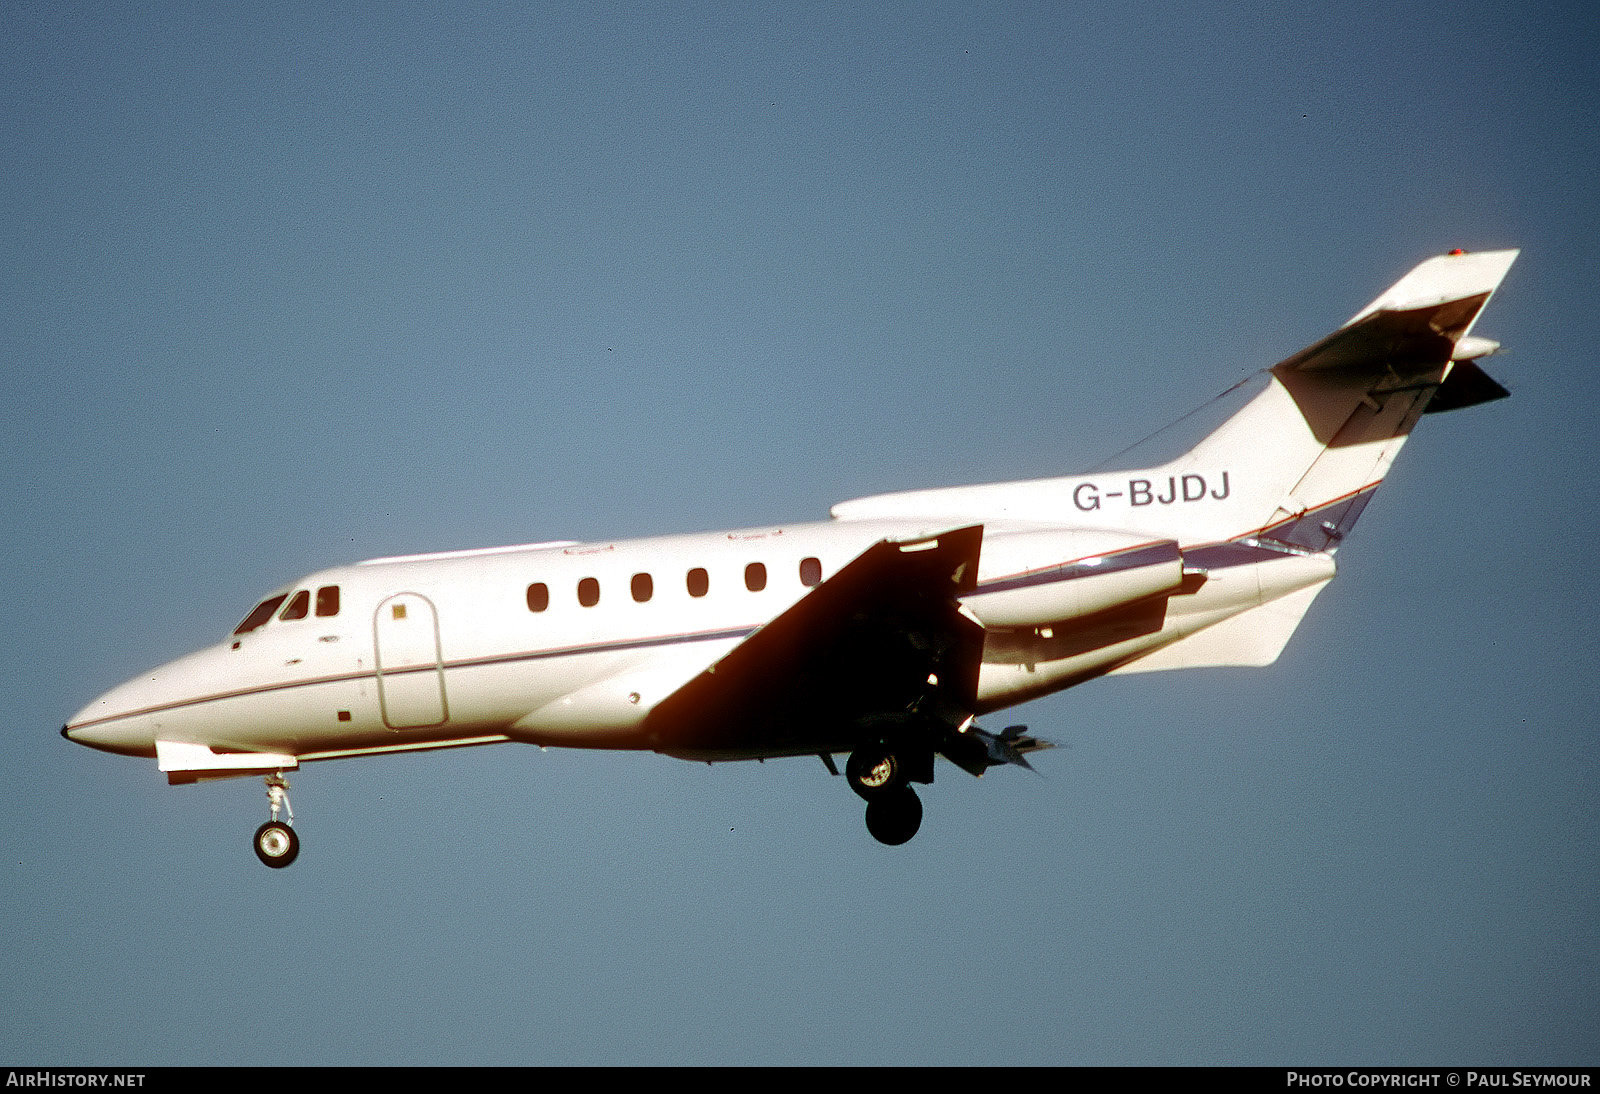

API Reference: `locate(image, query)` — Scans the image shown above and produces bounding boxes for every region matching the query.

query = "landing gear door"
[374,593,448,729]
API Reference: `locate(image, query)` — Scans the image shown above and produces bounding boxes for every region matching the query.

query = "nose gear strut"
[253,772,300,868]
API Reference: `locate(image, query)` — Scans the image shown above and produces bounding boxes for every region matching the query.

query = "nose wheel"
[254,820,299,867]
[253,773,299,868]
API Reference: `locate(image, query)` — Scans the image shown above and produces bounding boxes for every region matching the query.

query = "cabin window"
[686,568,709,598]
[799,557,822,587]
[577,577,600,607]
[315,585,340,617]
[631,573,653,603]
[233,594,288,635]
[280,590,311,621]
[745,562,767,592]
[526,583,549,612]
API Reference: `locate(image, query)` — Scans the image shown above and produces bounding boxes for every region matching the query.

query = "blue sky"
[3,1,1596,1065]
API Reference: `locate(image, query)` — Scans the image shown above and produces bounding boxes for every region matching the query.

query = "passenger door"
[373,593,448,729]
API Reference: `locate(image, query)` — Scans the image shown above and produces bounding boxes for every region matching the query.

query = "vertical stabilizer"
[1155,249,1519,549]
[830,251,1518,554]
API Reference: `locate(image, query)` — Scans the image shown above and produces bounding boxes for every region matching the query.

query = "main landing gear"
[845,743,926,846]
[837,723,1051,845]
[253,772,299,868]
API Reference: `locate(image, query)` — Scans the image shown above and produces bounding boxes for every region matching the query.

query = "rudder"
[1171,249,1519,551]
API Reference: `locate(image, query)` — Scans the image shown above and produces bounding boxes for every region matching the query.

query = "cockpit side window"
[315,585,340,617]
[234,594,288,635]
[280,590,311,621]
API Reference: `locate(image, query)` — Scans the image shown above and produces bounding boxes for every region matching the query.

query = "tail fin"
[830,250,1518,551]
[1173,249,1518,551]
[1111,250,1519,677]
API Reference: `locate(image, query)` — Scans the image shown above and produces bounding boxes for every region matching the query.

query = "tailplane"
[1114,248,1519,675]
[831,249,1519,554]
[1180,248,1518,551]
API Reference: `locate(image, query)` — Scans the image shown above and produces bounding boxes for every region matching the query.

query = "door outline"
[373,592,449,729]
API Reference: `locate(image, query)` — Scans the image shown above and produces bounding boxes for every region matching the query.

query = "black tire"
[846,746,904,800]
[864,787,923,846]
[253,821,300,868]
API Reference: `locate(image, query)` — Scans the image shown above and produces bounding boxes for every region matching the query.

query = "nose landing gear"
[253,773,299,868]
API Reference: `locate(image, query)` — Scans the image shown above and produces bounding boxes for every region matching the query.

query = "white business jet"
[64,249,1519,866]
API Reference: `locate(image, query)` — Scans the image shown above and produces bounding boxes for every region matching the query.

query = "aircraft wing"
[645,525,985,760]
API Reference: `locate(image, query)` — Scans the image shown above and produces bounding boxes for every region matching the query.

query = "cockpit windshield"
[233,594,288,635]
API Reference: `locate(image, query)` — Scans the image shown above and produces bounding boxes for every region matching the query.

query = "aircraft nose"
[62,680,163,758]
[60,720,113,751]
[63,642,245,758]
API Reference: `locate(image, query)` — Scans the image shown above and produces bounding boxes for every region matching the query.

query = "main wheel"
[846,745,904,800]
[253,821,300,868]
[864,787,923,846]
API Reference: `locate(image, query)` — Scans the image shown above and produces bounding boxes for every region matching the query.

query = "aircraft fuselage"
[61,248,1520,859]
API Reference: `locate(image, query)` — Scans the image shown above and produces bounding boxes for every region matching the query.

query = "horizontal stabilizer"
[1347,249,1519,320]
[1275,249,1517,378]
[1275,297,1484,374]
[1424,358,1511,414]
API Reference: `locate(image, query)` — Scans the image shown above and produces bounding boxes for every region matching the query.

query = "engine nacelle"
[963,526,1184,628]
